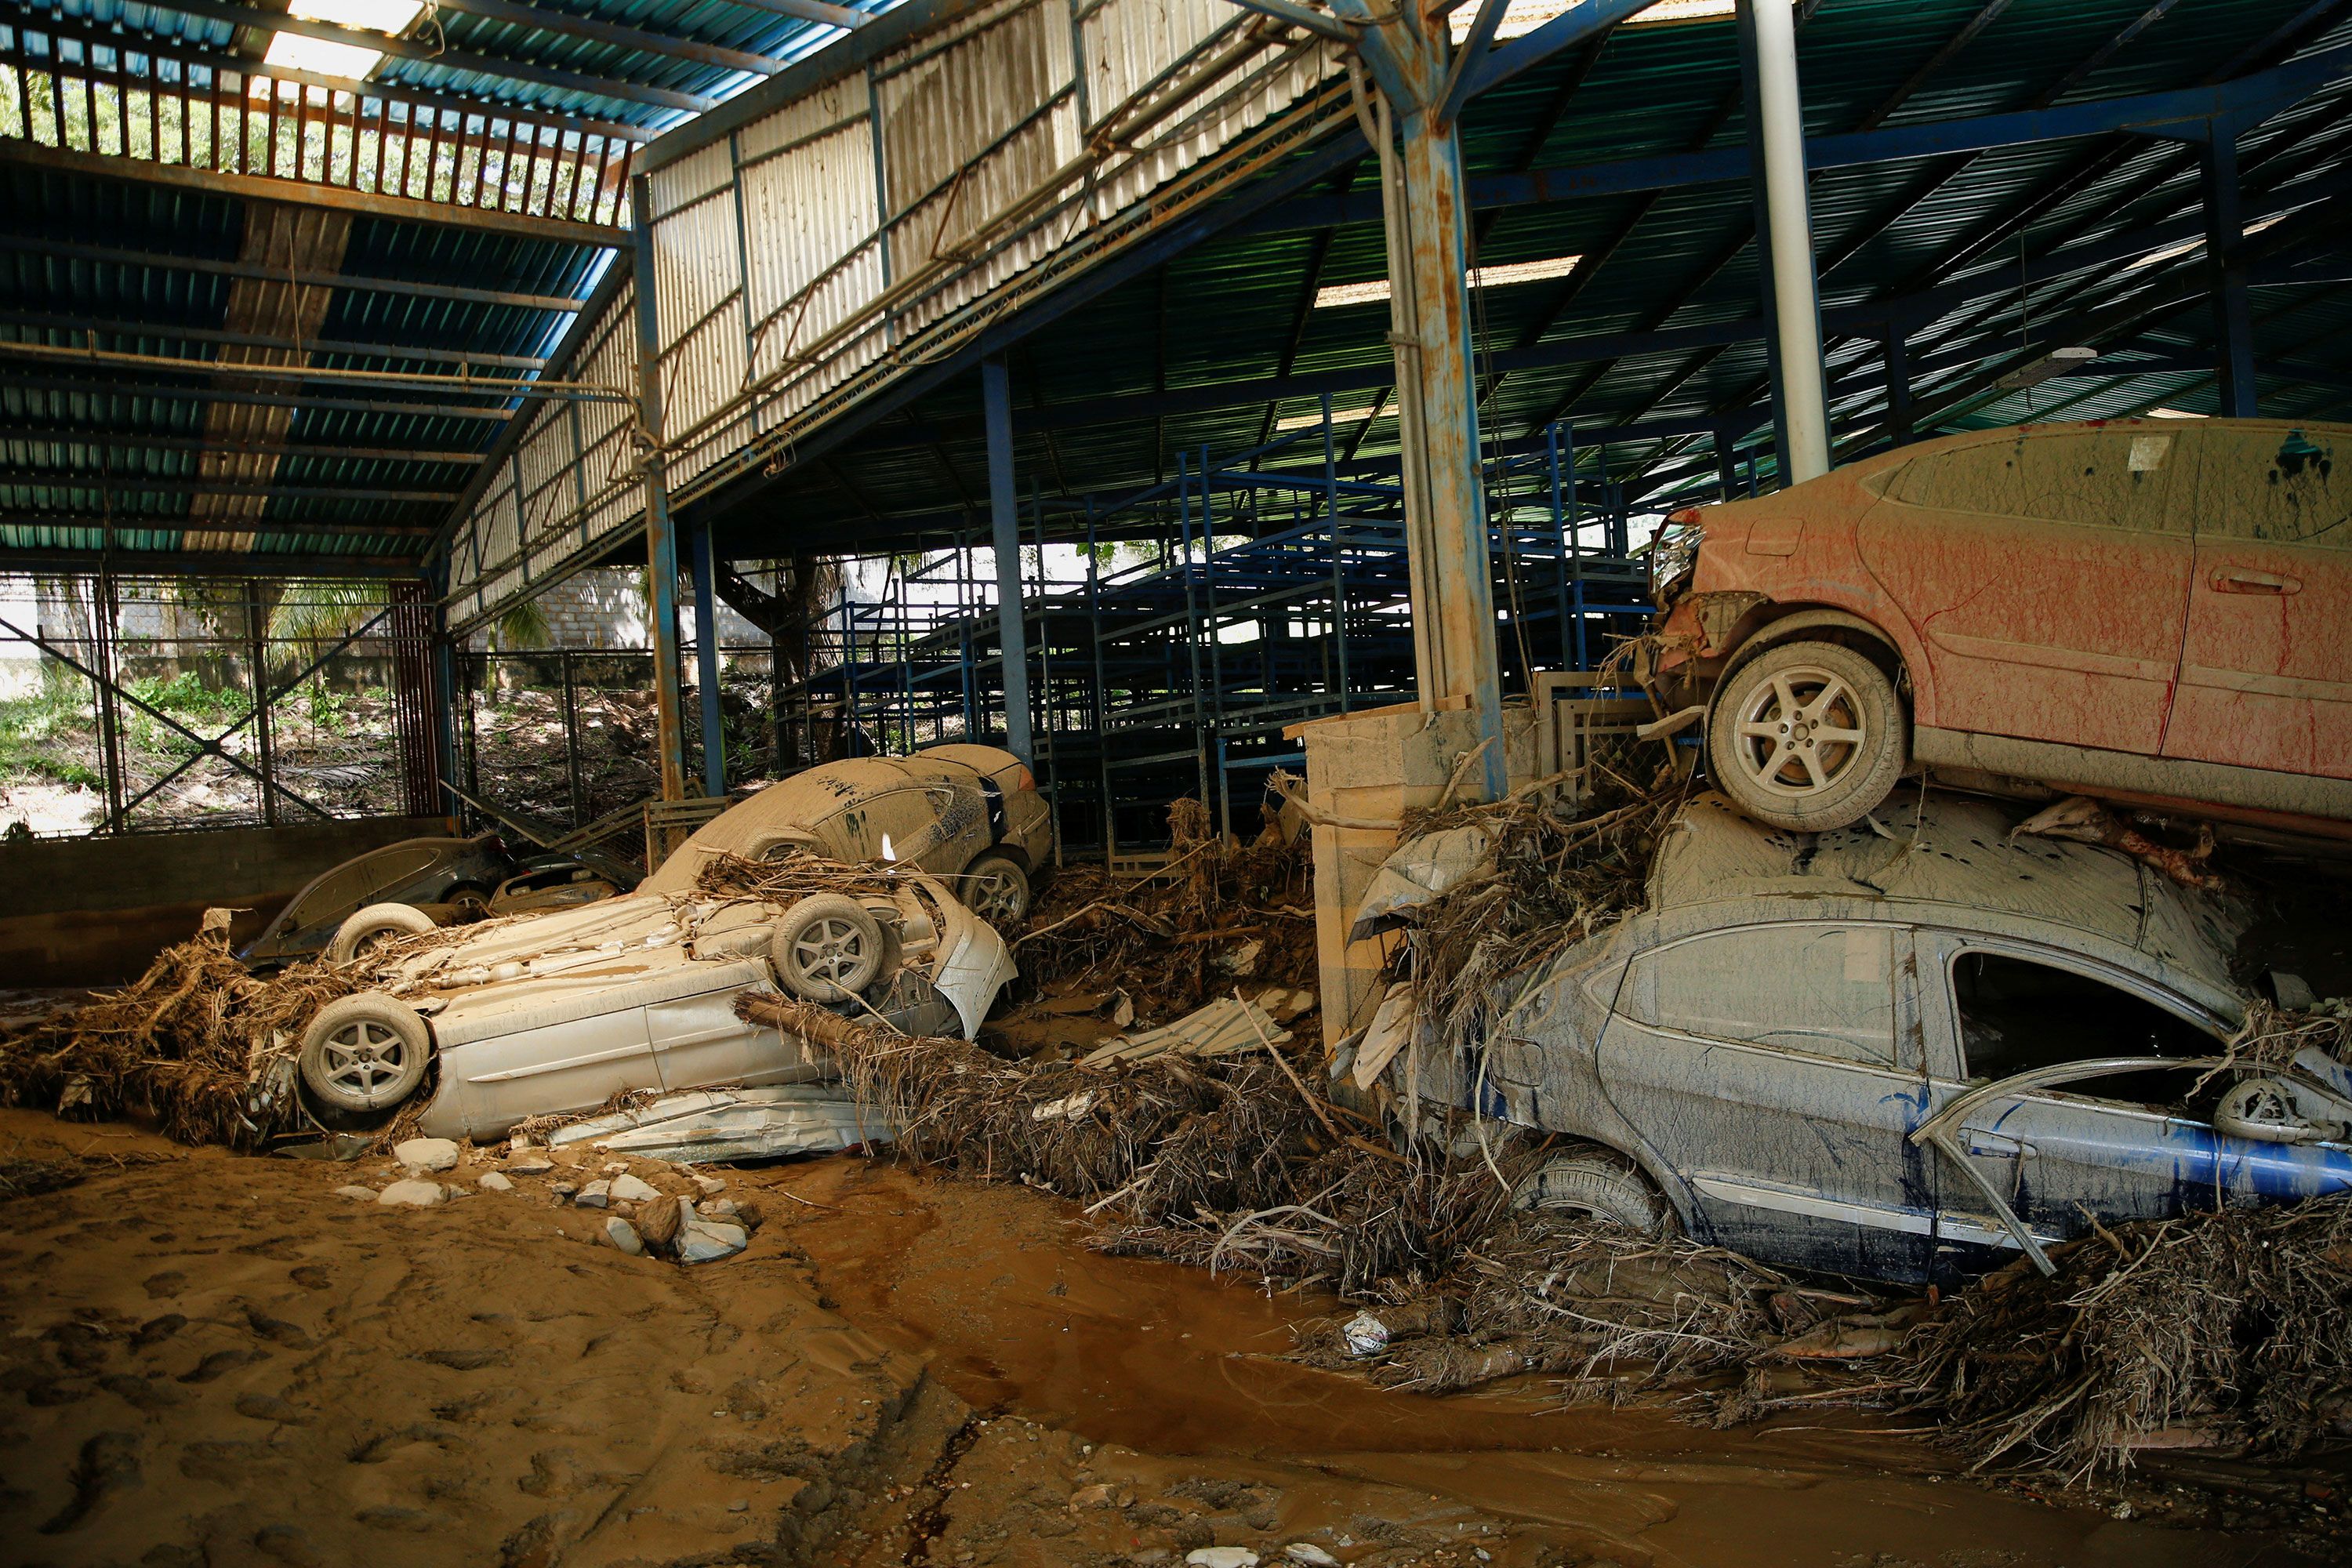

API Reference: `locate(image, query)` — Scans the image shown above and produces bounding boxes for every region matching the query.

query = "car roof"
[1648,792,2251,999]
[1838,415,2352,481]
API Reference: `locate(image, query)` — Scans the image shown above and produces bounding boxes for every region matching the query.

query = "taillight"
[1668,507,1701,528]
[1012,767,1035,793]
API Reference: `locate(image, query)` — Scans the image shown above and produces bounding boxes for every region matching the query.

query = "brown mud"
[0,1108,2338,1568]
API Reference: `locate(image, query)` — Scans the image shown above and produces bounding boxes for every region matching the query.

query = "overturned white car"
[296,873,1011,1142]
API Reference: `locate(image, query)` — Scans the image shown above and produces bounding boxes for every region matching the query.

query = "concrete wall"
[0,815,453,985]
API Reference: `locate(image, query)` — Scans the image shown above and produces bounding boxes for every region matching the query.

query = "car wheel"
[1707,639,1907,832]
[299,994,433,1114]
[327,902,438,965]
[444,883,493,923]
[771,894,887,1002]
[960,853,1031,924]
[1512,1151,1678,1237]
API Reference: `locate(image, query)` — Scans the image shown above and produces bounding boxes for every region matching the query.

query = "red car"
[1650,418,2352,836]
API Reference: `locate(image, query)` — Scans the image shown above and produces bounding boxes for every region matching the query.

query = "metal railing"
[1,16,639,227]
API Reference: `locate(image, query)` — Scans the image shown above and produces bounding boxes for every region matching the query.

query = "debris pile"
[1894,1195,2352,1478]
[1290,1211,1910,1404]
[739,990,1506,1296]
[1014,798,1317,1025]
[0,921,358,1146]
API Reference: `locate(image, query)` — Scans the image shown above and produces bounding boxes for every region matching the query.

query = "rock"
[636,1196,684,1250]
[608,1174,661,1203]
[602,1217,644,1256]
[333,1185,377,1201]
[506,1133,535,1155]
[1185,1551,1259,1568]
[477,1172,514,1192]
[573,1181,611,1210]
[393,1138,461,1174]
[377,1180,445,1208]
[691,1174,727,1196]
[549,1181,578,1200]
[602,1161,630,1174]
[506,1154,555,1176]
[677,1218,749,1265]
[702,1197,739,1218]
[1069,1483,1131,1510]
[1284,1548,1341,1567]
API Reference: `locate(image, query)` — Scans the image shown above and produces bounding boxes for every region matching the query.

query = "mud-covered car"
[639,743,1053,922]
[241,834,521,967]
[289,874,1011,1142]
[1647,418,2352,837]
[1390,791,2352,1286]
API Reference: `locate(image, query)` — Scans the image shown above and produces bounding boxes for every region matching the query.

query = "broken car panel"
[1401,792,2352,1285]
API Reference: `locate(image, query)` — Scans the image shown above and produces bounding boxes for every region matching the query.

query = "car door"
[2165,423,2352,781]
[644,958,832,1094]
[1595,920,1938,1279]
[1858,426,2192,754]
[1915,935,2352,1275]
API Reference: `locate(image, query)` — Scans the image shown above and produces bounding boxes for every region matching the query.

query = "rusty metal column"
[1340,0,1505,800]
[632,172,688,803]
[1738,0,1831,482]
[982,356,1034,763]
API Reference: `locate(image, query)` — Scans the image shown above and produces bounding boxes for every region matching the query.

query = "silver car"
[293,874,1011,1142]
[1403,793,2352,1284]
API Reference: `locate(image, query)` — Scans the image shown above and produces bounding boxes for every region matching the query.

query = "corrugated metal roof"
[727,0,2352,551]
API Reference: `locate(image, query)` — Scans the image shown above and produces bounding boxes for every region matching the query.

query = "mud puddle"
[775,1156,2320,1568]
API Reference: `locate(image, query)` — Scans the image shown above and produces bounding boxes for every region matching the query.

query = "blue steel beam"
[691,524,728,798]
[982,357,1035,762]
[1249,43,2352,234]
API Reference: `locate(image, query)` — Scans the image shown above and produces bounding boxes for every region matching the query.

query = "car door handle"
[2212,568,2302,595]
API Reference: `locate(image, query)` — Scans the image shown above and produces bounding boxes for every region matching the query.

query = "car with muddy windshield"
[636,742,1052,921]
[287,873,1011,1141]
[1387,791,2352,1286]
[1646,418,2352,838]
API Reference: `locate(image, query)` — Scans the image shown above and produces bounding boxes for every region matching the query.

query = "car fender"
[1707,603,1937,738]
[914,874,1015,1038]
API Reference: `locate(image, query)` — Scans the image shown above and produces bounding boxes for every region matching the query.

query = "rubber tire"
[1512,1152,1678,1238]
[443,882,493,923]
[327,902,438,964]
[1707,639,1907,832]
[960,852,1031,924]
[299,993,433,1115]
[771,894,887,1003]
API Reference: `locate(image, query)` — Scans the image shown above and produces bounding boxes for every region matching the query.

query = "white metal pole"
[1744,0,1831,482]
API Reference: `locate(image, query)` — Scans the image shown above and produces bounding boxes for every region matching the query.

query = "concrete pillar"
[691,523,727,797]
[1738,0,1831,483]
[633,173,688,802]
[981,356,1034,762]
[2202,131,2257,418]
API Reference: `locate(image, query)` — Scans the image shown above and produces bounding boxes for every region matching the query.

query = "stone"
[376,1180,445,1208]
[1185,1552,1258,1568]
[602,1217,644,1256]
[506,1154,555,1176]
[701,1197,739,1218]
[506,1133,535,1155]
[691,1174,727,1196]
[393,1138,460,1173]
[549,1181,578,1200]
[477,1172,514,1192]
[333,1185,377,1201]
[636,1196,684,1250]
[572,1181,611,1209]
[677,1218,749,1265]
[608,1174,661,1203]
[1284,1548,1341,1568]
[1069,1483,1131,1510]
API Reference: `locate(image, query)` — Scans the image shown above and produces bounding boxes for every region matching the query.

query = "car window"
[2189,425,2349,546]
[370,845,444,888]
[1948,950,2215,1102]
[1888,427,2183,532]
[1621,924,1900,1067]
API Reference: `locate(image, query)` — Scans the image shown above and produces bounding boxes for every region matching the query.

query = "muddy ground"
[3,1107,2338,1568]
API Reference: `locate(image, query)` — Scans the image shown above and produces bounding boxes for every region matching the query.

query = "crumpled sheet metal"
[1351,981,1419,1091]
[1078,996,1291,1069]
[1348,826,1495,942]
[1648,793,2249,997]
[549,1085,891,1163]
